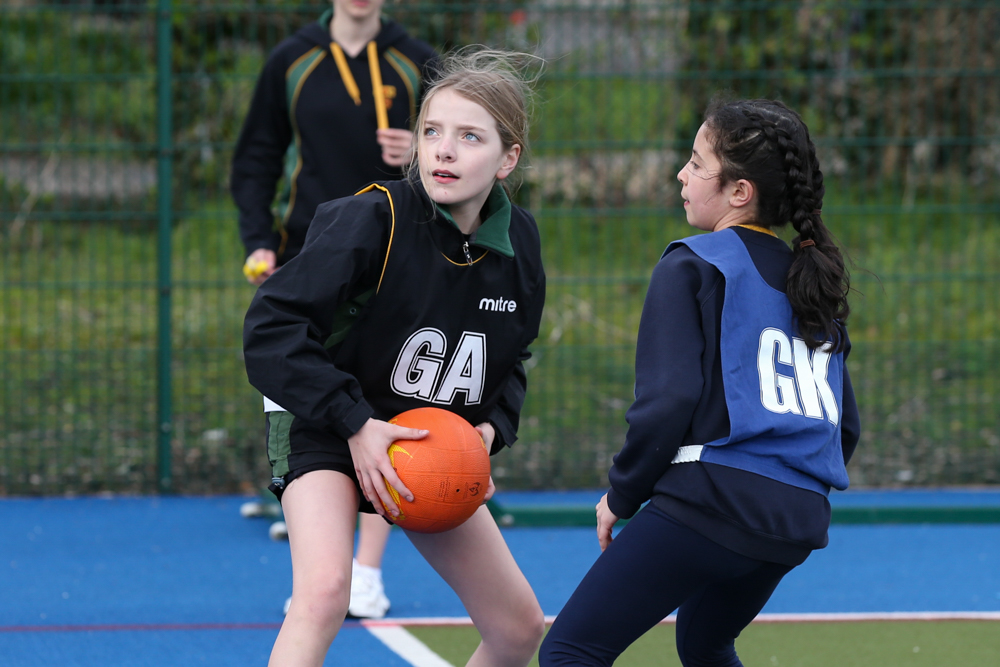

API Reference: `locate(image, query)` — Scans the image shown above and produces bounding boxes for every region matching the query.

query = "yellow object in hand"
[243,258,270,280]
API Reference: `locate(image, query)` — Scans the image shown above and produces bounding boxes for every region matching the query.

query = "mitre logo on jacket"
[478,296,517,312]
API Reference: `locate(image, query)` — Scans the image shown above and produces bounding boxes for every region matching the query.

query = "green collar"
[435,185,515,259]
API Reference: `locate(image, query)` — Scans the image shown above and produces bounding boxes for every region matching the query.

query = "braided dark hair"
[703,97,850,352]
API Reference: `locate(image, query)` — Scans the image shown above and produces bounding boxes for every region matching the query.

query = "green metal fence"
[2,1,998,495]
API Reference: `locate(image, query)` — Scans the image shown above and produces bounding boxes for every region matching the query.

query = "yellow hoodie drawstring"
[330,42,389,130]
[366,41,389,130]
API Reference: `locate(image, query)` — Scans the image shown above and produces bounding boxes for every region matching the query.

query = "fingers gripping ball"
[243,258,269,280]
[382,407,490,534]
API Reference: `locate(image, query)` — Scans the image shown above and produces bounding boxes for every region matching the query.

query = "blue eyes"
[422,127,481,142]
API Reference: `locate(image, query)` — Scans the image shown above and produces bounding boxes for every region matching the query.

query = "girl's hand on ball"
[474,422,495,452]
[473,424,496,502]
[595,493,620,552]
[348,418,426,518]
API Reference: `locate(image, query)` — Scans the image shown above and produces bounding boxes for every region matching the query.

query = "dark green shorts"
[265,411,376,513]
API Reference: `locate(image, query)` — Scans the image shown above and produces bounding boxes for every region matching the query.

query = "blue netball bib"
[669,229,849,494]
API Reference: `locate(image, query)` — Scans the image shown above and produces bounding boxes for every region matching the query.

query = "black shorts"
[265,411,376,513]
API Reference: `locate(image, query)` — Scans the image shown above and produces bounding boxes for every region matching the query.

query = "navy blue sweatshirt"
[230,11,437,262]
[607,226,860,566]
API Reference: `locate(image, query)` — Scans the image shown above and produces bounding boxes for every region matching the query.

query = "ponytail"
[704,98,850,352]
[785,139,850,352]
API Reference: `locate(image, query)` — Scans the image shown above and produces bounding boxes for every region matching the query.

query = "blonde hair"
[409,46,543,194]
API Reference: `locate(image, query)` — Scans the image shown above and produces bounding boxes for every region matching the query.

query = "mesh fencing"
[2,1,998,495]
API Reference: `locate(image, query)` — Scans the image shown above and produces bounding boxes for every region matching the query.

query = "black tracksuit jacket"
[242,179,546,454]
[230,11,437,262]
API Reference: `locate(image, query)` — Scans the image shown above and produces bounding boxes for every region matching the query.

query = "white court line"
[366,624,455,667]
[751,612,1000,622]
[364,611,1000,629]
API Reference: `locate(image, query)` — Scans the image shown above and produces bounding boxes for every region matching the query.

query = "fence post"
[155,0,173,493]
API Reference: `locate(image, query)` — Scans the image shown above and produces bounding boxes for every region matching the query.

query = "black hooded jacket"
[230,10,437,262]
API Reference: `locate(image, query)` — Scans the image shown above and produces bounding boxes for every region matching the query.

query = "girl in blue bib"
[540,98,860,667]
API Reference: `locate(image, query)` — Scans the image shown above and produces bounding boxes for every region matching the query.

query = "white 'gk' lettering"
[757,328,839,424]
[391,328,486,405]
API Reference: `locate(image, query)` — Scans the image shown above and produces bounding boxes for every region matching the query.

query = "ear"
[728,178,755,209]
[495,144,521,181]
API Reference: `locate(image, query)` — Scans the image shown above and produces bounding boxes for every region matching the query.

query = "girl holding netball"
[243,48,546,667]
[540,98,860,667]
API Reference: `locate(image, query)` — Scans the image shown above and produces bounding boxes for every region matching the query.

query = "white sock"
[353,558,382,579]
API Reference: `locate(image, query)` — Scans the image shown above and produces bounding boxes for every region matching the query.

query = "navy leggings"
[539,504,795,667]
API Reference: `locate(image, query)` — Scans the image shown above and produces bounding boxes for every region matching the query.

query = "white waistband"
[671,445,703,464]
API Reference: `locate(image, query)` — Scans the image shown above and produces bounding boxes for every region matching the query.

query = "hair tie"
[799,239,816,249]
[813,209,822,216]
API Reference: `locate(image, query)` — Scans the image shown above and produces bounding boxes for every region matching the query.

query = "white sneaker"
[268,521,288,541]
[347,560,390,619]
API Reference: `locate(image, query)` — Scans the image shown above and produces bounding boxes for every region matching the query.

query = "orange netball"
[382,407,491,534]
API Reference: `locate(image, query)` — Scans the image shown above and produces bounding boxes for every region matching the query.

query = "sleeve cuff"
[242,231,282,258]
[486,414,516,455]
[606,487,641,520]
[331,398,374,440]
[487,419,511,456]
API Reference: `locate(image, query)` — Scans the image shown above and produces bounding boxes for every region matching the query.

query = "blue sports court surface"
[2,489,1000,665]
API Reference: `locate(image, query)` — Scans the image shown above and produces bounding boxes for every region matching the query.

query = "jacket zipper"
[462,241,473,266]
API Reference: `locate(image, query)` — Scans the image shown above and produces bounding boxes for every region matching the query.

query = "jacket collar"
[434,184,515,259]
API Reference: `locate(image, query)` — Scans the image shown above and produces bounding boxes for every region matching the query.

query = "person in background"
[230,0,437,620]
[540,97,860,667]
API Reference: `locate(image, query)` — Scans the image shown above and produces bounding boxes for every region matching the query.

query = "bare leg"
[406,505,545,667]
[269,471,359,667]
[348,512,393,618]
[356,512,392,568]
